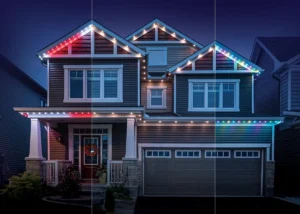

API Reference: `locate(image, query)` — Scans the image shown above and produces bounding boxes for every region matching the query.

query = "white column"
[124,118,136,159]
[27,118,44,159]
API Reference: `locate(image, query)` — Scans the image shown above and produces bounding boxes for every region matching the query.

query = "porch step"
[81,184,107,204]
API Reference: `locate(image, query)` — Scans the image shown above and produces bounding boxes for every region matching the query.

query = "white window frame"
[147,47,167,66]
[175,150,201,158]
[188,79,240,112]
[147,86,167,109]
[145,150,171,158]
[234,150,261,158]
[205,150,231,158]
[63,65,123,103]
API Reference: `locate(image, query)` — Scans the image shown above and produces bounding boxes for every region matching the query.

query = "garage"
[144,149,263,196]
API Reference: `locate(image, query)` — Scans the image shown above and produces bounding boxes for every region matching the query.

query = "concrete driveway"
[134,197,300,214]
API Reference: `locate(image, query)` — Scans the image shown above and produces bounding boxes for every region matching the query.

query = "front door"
[81,136,101,179]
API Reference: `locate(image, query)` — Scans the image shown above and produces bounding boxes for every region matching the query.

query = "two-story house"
[14,19,283,197]
[250,37,300,196]
[0,55,47,185]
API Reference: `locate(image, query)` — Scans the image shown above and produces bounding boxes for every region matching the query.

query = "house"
[250,37,300,196]
[14,19,283,197]
[0,55,47,185]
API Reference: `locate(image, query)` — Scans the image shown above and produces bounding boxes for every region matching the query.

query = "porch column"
[25,118,45,176]
[124,118,136,159]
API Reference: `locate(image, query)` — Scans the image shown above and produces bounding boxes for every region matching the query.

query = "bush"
[105,183,132,212]
[2,172,43,200]
[57,165,81,198]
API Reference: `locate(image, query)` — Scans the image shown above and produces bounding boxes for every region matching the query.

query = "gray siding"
[291,70,300,110]
[137,126,272,144]
[0,68,47,181]
[280,72,288,112]
[138,44,198,73]
[48,58,138,107]
[253,48,280,116]
[176,74,253,117]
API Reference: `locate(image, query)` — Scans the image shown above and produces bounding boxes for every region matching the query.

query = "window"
[147,47,167,66]
[175,150,201,158]
[147,86,167,109]
[205,150,231,158]
[188,79,240,111]
[234,150,260,158]
[145,150,171,158]
[64,65,123,102]
[40,99,47,107]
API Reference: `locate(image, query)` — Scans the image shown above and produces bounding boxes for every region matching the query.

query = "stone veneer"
[25,158,45,177]
[266,161,275,196]
[122,159,139,198]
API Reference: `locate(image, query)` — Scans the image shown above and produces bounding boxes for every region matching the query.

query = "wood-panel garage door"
[144,149,262,196]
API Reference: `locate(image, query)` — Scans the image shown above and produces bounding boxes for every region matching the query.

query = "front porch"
[14,107,143,190]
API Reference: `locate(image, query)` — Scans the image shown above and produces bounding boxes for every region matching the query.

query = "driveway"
[134,197,300,214]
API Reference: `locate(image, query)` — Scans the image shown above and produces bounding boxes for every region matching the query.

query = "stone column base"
[265,161,275,197]
[25,157,45,177]
[122,158,139,198]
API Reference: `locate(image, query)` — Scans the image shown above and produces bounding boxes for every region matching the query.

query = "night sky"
[1,0,299,88]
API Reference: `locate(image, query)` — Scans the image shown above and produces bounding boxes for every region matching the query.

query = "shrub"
[57,165,81,198]
[105,183,132,212]
[2,171,43,200]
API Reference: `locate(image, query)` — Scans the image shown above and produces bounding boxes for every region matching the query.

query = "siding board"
[137,126,272,144]
[280,72,288,112]
[94,32,114,54]
[48,58,138,107]
[291,70,300,110]
[49,124,68,160]
[136,29,155,41]
[158,28,178,41]
[195,52,213,70]
[72,33,91,54]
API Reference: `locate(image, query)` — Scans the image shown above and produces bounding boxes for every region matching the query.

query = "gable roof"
[125,19,203,48]
[0,54,47,96]
[37,20,146,59]
[168,41,264,73]
[257,37,300,62]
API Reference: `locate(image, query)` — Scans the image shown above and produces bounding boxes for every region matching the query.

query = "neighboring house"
[0,55,47,185]
[250,37,300,196]
[14,19,283,197]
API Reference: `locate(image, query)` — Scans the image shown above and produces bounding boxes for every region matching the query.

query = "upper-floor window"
[188,79,240,112]
[147,86,167,109]
[147,47,167,66]
[64,65,123,103]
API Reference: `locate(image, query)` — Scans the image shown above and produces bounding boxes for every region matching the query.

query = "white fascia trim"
[68,124,113,129]
[125,19,203,48]
[46,54,142,58]
[174,70,258,74]
[64,65,123,69]
[138,143,270,161]
[188,79,240,83]
[146,47,167,51]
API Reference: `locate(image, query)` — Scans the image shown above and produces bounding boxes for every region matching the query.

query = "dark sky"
[1,0,299,88]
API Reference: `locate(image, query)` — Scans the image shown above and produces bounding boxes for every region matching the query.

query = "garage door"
[144,149,262,196]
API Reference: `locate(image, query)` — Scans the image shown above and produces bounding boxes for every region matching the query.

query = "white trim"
[154,27,158,41]
[146,47,167,66]
[113,42,117,55]
[174,70,259,74]
[252,74,254,114]
[138,143,270,161]
[188,79,240,112]
[133,41,187,44]
[138,59,140,106]
[64,66,123,103]
[272,126,275,161]
[213,48,216,71]
[173,74,177,113]
[260,150,264,196]
[38,20,146,57]
[266,147,270,161]
[47,59,49,105]
[147,86,167,109]
[288,70,291,110]
[204,150,231,158]
[234,150,261,158]
[45,54,142,58]
[47,124,50,160]
[175,150,201,158]
[125,19,203,48]
[145,150,171,158]
[91,30,95,55]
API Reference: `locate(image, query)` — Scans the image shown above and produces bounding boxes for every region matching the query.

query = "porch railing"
[109,160,123,184]
[42,160,72,186]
